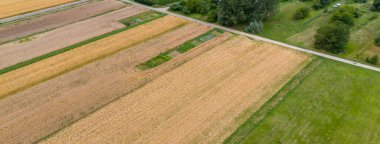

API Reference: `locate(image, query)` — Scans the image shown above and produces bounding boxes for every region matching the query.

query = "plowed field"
[0,15,188,99]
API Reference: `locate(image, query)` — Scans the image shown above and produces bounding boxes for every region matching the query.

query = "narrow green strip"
[0,11,165,75]
[223,58,322,144]
[137,28,224,70]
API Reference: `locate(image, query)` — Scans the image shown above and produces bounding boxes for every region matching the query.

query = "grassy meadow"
[226,57,380,143]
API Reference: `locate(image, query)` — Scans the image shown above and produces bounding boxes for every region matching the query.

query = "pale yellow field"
[42,36,310,144]
[0,15,188,99]
[0,0,75,18]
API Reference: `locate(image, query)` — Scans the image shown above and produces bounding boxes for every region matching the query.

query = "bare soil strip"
[0,5,148,70]
[42,36,310,144]
[0,0,74,19]
[0,0,125,43]
[0,23,214,144]
[0,15,187,99]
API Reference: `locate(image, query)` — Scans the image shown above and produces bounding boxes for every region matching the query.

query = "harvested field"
[0,23,216,144]
[0,0,125,43]
[43,36,310,144]
[0,5,148,70]
[0,15,188,99]
[0,0,74,19]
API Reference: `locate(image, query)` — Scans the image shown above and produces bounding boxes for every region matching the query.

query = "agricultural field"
[41,36,310,143]
[0,5,148,70]
[0,0,125,43]
[225,58,380,144]
[1,1,379,144]
[0,0,75,19]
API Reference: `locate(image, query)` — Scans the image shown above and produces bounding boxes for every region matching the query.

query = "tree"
[244,20,263,33]
[375,36,380,46]
[331,6,359,26]
[293,7,310,20]
[374,0,380,11]
[314,21,350,54]
[217,0,279,26]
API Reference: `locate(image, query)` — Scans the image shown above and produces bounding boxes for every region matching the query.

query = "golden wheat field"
[0,0,75,18]
[0,15,188,99]
[42,36,310,144]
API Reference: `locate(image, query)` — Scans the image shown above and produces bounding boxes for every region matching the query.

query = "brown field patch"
[0,23,220,144]
[0,15,188,99]
[0,0,125,43]
[42,36,310,144]
[0,0,74,19]
[0,5,148,70]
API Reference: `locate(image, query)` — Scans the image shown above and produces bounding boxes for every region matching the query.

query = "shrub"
[244,20,264,34]
[373,0,380,11]
[314,21,350,54]
[366,55,378,65]
[293,7,310,20]
[135,0,154,6]
[169,3,183,11]
[375,36,380,46]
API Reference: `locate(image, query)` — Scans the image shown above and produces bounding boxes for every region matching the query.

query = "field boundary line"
[223,58,322,144]
[0,11,165,76]
[0,0,91,23]
[121,0,380,73]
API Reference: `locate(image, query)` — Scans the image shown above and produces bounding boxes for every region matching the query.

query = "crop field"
[0,0,125,43]
[41,36,310,143]
[0,0,75,19]
[0,5,148,70]
[227,58,380,143]
[0,21,216,144]
[0,15,188,99]
[1,2,378,144]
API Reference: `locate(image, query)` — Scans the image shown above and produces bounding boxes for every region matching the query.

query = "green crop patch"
[137,28,224,70]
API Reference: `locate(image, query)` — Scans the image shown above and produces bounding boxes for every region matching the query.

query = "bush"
[373,0,380,11]
[375,36,380,46]
[169,3,183,11]
[207,9,218,22]
[293,7,310,20]
[135,0,154,6]
[331,6,359,26]
[244,20,264,34]
[366,55,378,65]
[181,6,191,14]
[314,21,350,54]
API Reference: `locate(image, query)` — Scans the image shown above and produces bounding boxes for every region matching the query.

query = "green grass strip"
[0,11,165,76]
[223,58,322,144]
[137,28,224,70]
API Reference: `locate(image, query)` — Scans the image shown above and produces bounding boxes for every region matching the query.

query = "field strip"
[223,58,321,144]
[0,0,126,43]
[0,0,77,19]
[0,5,148,70]
[41,36,310,144]
[0,15,188,99]
[0,22,211,144]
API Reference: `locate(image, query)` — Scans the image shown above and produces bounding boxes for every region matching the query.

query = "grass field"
[227,58,380,143]
[0,0,75,19]
[0,15,187,99]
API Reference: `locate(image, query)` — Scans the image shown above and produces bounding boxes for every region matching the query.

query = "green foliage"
[293,7,310,20]
[231,58,380,144]
[373,0,380,11]
[217,0,279,26]
[137,29,224,70]
[366,55,378,64]
[331,6,360,26]
[375,36,380,46]
[314,21,350,54]
[244,20,263,33]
